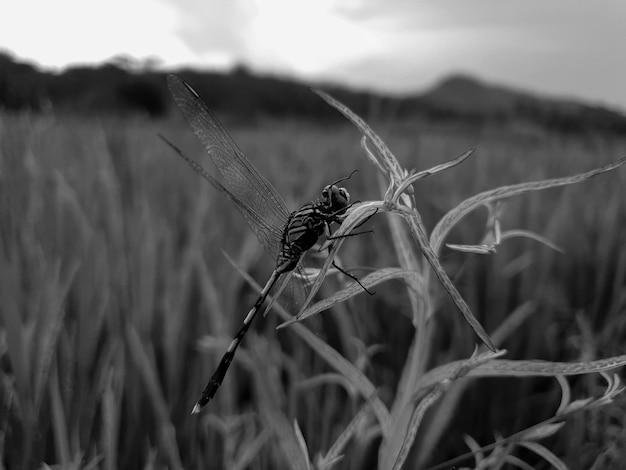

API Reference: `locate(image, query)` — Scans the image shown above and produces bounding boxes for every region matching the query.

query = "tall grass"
[1,101,626,469]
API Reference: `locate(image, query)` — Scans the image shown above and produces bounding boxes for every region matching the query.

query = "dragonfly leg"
[332,260,375,295]
[326,208,378,242]
[326,229,374,241]
[328,206,378,237]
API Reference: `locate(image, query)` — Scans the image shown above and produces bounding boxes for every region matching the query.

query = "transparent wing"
[159,135,282,257]
[168,74,289,258]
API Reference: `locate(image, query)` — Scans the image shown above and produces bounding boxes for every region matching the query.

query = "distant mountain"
[422,74,524,113]
[416,74,626,134]
[1,52,626,135]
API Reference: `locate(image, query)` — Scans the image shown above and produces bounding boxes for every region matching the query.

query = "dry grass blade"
[385,350,505,470]
[522,423,566,441]
[504,456,535,470]
[431,155,626,253]
[401,210,497,351]
[446,227,564,255]
[124,325,184,470]
[519,442,569,470]
[428,393,599,470]
[471,355,626,377]
[489,301,536,346]
[499,229,564,252]
[297,331,392,434]
[0,372,12,460]
[49,360,70,464]
[383,176,420,273]
[383,177,425,325]
[312,89,403,181]
[415,303,536,466]
[296,372,360,392]
[263,413,310,470]
[293,420,313,470]
[463,434,483,465]
[1,301,29,407]
[556,375,571,415]
[102,370,119,470]
[252,340,311,470]
[388,382,443,470]
[318,392,380,468]
[34,260,80,410]
[391,148,474,203]
[280,268,421,325]
[416,353,626,392]
[231,429,272,470]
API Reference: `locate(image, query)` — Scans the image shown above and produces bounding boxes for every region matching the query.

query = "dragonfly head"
[322,184,350,216]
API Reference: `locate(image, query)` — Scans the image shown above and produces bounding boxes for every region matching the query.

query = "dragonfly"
[162,75,369,414]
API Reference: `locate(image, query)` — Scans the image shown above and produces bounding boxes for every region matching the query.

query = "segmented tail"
[192,270,281,413]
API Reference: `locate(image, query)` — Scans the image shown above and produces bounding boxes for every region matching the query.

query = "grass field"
[1,103,626,469]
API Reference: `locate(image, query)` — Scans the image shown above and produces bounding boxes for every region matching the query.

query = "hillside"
[419,74,626,134]
[1,52,626,135]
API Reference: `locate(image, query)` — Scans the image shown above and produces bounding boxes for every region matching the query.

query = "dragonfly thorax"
[276,184,350,274]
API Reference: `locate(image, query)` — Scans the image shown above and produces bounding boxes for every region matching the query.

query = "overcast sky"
[3,0,625,110]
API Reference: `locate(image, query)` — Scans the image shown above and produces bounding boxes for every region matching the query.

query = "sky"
[2,0,626,111]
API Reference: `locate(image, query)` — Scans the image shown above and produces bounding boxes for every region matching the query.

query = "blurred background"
[1,1,625,469]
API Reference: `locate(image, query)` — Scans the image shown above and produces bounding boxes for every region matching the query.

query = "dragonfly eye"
[338,187,350,203]
[329,186,349,212]
[322,184,350,212]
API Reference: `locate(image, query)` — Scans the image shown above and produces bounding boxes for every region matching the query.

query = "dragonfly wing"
[264,265,309,315]
[167,74,290,258]
[160,135,282,258]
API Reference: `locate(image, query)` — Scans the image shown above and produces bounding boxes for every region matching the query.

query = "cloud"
[1,0,624,109]
[0,0,196,67]
[169,0,253,65]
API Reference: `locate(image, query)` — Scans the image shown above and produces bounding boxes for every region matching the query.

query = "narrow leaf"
[279,268,421,326]
[431,156,626,254]
[520,441,569,470]
[402,211,497,351]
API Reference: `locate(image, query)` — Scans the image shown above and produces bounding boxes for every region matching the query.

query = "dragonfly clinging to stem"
[162,75,371,414]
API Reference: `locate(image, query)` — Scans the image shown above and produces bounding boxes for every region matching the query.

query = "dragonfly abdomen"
[191,269,281,413]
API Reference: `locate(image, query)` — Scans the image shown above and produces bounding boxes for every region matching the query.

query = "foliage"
[1,89,626,469]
